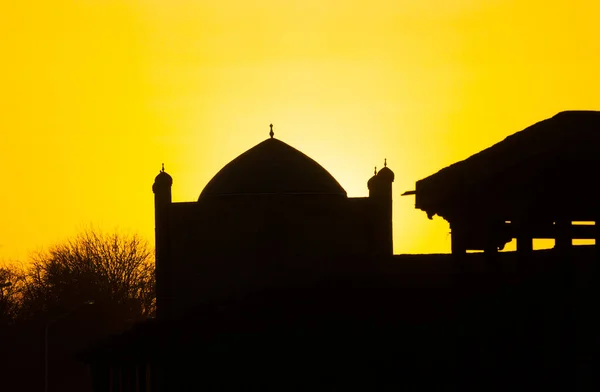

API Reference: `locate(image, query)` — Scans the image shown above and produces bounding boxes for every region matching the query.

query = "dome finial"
[269,124,274,138]
[384,158,387,167]
[374,166,377,175]
[161,163,165,172]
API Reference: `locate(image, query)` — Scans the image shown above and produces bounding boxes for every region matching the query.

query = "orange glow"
[1,0,599,260]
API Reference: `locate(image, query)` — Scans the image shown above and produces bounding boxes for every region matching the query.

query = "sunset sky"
[1,0,599,261]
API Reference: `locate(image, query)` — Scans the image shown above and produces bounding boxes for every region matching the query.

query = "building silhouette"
[405,111,600,256]
[82,125,401,391]
[153,125,394,318]
[81,114,600,391]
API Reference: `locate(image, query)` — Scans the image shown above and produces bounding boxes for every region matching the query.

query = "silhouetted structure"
[82,126,397,390]
[81,117,600,391]
[407,111,600,255]
[153,127,394,318]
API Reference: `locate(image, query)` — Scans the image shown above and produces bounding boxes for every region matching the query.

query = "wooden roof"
[415,111,600,220]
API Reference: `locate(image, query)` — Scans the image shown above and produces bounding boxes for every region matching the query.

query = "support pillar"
[555,219,573,252]
[449,220,469,285]
[516,236,533,254]
[514,220,534,281]
[515,220,533,255]
[483,244,498,255]
[451,226,469,286]
[483,221,500,256]
[595,219,600,258]
[483,220,501,282]
[450,223,467,256]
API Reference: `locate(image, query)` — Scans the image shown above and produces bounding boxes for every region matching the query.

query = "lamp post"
[44,300,95,392]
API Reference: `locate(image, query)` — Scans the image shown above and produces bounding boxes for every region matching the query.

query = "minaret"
[367,159,395,257]
[152,163,173,319]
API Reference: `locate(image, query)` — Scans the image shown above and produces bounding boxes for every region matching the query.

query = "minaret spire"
[161,163,165,172]
[269,124,274,138]
[384,158,387,167]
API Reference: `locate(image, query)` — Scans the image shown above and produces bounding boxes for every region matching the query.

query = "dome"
[367,168,378,190]
[376,166,395,182]
[155,171,173,186]
[199,138,347,199]
[367,161,394,191]
[152,166,173,193]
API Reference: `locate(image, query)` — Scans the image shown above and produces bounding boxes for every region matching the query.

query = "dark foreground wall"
[83,247,600,391]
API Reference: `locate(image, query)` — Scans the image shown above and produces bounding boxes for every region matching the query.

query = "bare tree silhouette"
[0,264,26,325]
[20,229,155,324]
[0,230,155,392]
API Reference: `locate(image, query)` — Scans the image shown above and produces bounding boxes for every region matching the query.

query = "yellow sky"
[1,0,599,261]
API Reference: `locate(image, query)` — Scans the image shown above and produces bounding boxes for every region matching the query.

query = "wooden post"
[555,219,573,252]
[450,221,467,256]
[515,220,533,255]
[483,223,498,256]
[594,218,600,256]
[513,220,533,284]
[484,242,498,257]
[516,235,533,253]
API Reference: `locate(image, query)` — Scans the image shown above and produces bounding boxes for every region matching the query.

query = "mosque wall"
[162,196,381,315]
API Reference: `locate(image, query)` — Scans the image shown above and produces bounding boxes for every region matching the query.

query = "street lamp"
[44,300,95,392]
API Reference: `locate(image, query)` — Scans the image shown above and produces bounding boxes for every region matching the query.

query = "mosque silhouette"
[81,114,600,391]
[153,124,395,318]
[83,124,405,391]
